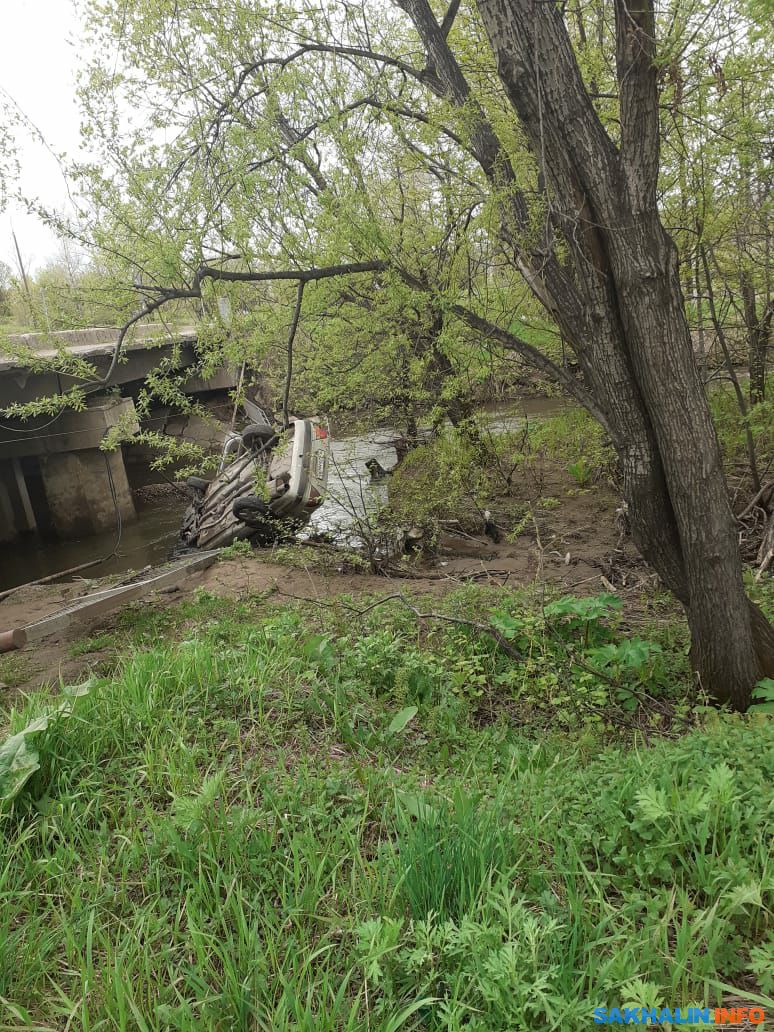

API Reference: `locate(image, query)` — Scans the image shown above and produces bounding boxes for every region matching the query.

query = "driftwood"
[738,481,774,520]
[735,480,774,578]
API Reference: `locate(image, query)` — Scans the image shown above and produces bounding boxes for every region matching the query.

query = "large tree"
[26,0,774,707]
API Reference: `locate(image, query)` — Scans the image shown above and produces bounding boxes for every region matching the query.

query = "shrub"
[385,432,487,536]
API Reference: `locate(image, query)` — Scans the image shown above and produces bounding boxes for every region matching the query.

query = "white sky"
[0,0,85,273]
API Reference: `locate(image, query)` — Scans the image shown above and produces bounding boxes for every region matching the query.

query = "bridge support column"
[0,459,37,543]
[0,464,18,543]
[40,449,136,539]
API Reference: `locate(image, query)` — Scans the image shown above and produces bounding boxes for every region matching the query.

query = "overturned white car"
[179,413,330,550]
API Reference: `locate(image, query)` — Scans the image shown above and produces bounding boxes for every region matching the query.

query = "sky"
[0,0,86,274]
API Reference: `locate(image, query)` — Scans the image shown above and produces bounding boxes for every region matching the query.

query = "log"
[756,512,774,582]
[0,628,27,653]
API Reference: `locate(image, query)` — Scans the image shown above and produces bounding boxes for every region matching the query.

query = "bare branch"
[236,43,437,92]
[193,260,386,289]
[282,280,305,427]
[277,590,524,660]
[84,288,199,389]
[93,262,385,390]
[440,0,463,38]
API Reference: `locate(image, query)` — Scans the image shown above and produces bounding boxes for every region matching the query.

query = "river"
[0,397,567,591]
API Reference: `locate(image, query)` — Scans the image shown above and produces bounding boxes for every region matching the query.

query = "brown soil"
[0,464,655,698]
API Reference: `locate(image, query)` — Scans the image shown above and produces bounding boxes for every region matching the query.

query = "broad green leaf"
[0,681,92,804]
[395,790,438,822]
[387,706,418,735]
[0,729,43,803]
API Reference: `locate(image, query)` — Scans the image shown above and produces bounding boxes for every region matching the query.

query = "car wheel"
[241,423,276,450]
[233,495,281,544]
[232,494,271,524]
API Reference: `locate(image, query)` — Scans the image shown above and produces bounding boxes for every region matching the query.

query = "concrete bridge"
[0,326,238,543]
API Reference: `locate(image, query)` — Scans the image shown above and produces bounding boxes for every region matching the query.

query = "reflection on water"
[1,397,569,591]
[308,430,395,544]
[0,498,187,592]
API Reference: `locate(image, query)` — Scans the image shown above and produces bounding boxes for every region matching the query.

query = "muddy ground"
[0,464,658,698]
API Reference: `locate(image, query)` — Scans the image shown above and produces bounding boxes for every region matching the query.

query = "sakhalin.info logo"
[592,1005,766,1025]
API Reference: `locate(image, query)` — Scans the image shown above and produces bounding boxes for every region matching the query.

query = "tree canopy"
[1,0,772,706]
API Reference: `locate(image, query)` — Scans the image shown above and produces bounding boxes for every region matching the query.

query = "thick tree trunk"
[465,0,774,707]
[396,0,773,707]
[611,221,770,705]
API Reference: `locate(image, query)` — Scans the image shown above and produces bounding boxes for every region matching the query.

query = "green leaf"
[0,726,44,803]
[751,677,774,713]
[489,611,522,638]
[0,681,92,804]
[303,635,336,672]
[707,980,774,1011]
[383,997,439,1032]
[395,790,438,822]
[387,706,418,735]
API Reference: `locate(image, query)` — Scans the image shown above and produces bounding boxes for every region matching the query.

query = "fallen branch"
[275,589,523,659]
[756,512,774,582]
[738,481,774,520]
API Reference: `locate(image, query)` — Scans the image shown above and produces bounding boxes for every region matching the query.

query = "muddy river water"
[0,397,567,591]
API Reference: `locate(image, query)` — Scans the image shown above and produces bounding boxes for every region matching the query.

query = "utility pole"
[11,229,34,326]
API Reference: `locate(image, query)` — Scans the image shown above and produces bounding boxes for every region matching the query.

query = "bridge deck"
[0,325,197,373]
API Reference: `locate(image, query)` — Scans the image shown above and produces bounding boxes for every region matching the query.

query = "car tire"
[232,494,270,523]
[233,495,282,544]
[241,423,276,450]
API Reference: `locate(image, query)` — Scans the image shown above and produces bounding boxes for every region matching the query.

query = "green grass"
[0,587,771,1029]
[68,633,117,658]
[0,652,36,690]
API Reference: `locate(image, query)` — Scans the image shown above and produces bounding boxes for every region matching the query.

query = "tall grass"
[396,790,508,921]
[0,589,771,1029]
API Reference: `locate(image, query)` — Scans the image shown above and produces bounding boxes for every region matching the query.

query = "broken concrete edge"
[14,550,220,646]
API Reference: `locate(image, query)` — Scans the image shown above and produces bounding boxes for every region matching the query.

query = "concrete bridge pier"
[0,396,139,543]
[39,448,136,539]
[0,327,240,545]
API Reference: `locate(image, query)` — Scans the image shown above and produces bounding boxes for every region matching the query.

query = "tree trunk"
[741,270,769,406]
[402,0,774,708]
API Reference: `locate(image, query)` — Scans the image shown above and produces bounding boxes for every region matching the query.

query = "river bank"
[0,396,570,593]
[0,450,653,697]
[3,382,769,698]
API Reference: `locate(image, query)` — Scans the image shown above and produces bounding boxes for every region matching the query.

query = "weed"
[386,432,487,536]
[395,789,508,921]
[567,456,594,486]
[219,537,254,559]
[271,542,371,574]
[68,633,116,657]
